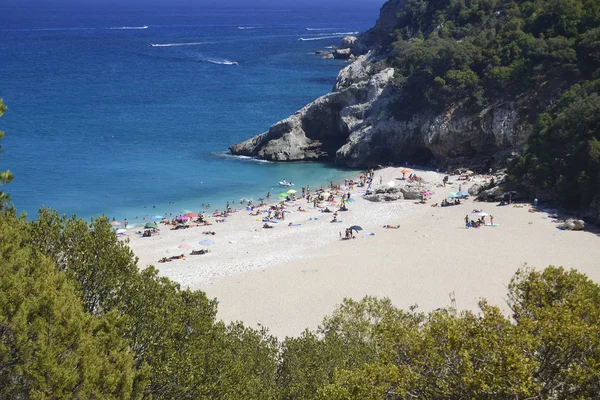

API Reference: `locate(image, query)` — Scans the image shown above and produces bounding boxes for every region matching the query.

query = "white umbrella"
[473,211,489,217]
[116,228,128,234]
[386,181,395,187]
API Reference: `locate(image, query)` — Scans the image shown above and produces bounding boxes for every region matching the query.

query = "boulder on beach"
[400,186,422,200]
[468,183,484,196]
[557,219,585,231]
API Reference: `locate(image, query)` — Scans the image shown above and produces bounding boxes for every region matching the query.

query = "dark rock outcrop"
[229,0,546,169]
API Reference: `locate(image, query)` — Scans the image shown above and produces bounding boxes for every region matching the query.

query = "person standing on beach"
[534,198,538,208]
[490,215,494,226]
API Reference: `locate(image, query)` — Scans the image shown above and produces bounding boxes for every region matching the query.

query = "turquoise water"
[0,1,380,223]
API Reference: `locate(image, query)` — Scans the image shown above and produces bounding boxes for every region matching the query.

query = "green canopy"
[144,222,158,229]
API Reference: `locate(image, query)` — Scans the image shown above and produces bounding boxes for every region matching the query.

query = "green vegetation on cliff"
[375,0,600,215]
[387,0,600,115]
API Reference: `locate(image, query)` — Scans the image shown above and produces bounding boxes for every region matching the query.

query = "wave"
[306,28,338,31]
[298,35,350,41]
[212,152,272,163]
[237,26,258,30]
[110,25,148,30]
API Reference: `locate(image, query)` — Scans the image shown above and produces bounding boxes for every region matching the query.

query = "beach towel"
[363,232,375,236]
[288,223,301,227]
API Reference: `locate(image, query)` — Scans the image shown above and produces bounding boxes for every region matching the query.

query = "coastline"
[127,166,600,338]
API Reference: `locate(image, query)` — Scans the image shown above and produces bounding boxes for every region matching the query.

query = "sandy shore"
[127,167,600,338]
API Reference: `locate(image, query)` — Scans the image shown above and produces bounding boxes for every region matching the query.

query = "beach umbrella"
[473,211,489,217]
[349,225,363,231]
[182,209,192,214]
[110,221,121,226]
[199,239,215,246]
[422,191,432,196]
[320,192,330,198]
[287,189,297,194]
[401,168,411,174]
[386,181,395,187]
[176,215,190,221]
[151,215,163,219]
[178,243,192,249]
[185,212,198,218]
[116,228,127,234]
[144,222,158,229]
[457,191,469,197]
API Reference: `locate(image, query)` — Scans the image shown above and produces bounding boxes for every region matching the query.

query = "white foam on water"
[305,28,339,31]
[298,35,349,41]
[150,42,207,47]
[205,58,239,65]
[211,152,272,163]
[315,31,358,36]
[110,25,148,30]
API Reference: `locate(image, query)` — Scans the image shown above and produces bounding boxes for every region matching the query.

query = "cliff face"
[229,1,543,169]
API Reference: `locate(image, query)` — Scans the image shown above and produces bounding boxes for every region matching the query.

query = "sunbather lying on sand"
[191,249,210,255]
[383,224,400,229]
[203,231,216,235]
[263,223,273,229]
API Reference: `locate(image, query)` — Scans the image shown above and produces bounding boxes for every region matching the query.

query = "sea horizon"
[0,0,381,223]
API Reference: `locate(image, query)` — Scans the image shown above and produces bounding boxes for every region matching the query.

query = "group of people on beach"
[465,213,494,228]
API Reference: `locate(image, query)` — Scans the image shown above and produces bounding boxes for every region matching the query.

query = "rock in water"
[229,66,395,162]
[333,48,351,59]
[340,36,357,49]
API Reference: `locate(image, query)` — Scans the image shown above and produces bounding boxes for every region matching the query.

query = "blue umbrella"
[457,191,469,197]
[448,193,458,199]
[199,239,215,246]
[152,215,163,219]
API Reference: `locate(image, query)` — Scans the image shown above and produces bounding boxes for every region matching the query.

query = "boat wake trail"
[205,58,239,65]
[110,25,148,30]
[298,35,351,41]
[316,31,358,36]
[151,42,207,47]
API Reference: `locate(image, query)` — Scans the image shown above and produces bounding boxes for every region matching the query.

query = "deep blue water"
[0,1,381,224]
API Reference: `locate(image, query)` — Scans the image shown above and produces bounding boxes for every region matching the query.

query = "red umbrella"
[185,212,198,218]
[110,221,121,226]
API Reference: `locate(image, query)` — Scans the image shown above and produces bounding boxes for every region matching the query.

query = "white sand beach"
[127,167,600,338]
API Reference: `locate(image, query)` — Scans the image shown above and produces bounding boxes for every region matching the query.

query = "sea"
[0,0,381,225]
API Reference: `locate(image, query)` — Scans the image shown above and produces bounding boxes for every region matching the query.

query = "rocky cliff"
[229,0,553,170]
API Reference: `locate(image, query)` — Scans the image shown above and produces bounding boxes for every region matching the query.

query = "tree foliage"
[0,99,14,208]
[0,211,139,399]
[2,204,600,398]
[509,80,600,213]
[386,0,600,117]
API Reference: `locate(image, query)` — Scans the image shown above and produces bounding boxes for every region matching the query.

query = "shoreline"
[126,166,600,338]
